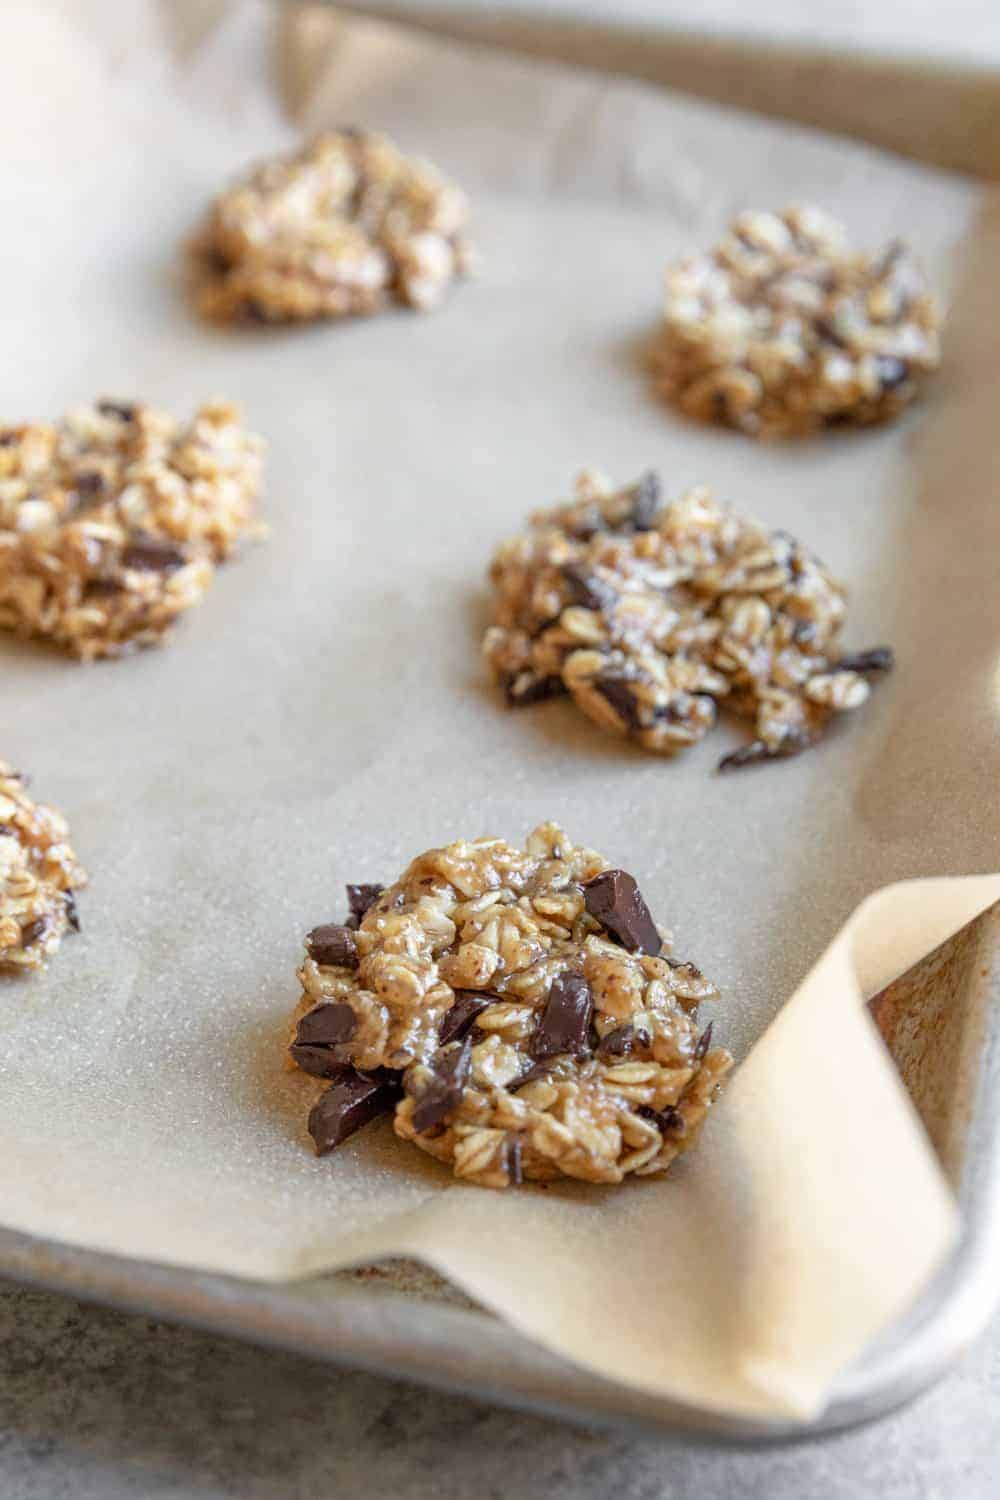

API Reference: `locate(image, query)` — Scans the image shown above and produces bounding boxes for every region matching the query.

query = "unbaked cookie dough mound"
[0,399,264,659]
[483,469,893,768]
[0,763,86,972]
[651,206,941,438]
[289,825,731,1188]
[194,131,474,324]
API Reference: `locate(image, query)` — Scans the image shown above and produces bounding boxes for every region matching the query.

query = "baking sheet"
[3,0,1000,1422]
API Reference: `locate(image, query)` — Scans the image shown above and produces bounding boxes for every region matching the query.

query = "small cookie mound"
[194,131,473,323]
[289,824,732,1188]
[0,762,86,971]
[651,206,941,438]
[0,399,264,659]
[483,470,893,767]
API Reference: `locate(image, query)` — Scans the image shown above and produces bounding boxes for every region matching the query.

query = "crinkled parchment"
[1,0,999,1421]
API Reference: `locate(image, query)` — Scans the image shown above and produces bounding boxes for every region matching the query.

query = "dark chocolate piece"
[308,1067,400,1155]
[121,536,188,573]
[595,676,641,729]
[306,923,359,969]
[97,401,136,421]
[639,1104,685,1136]
[0,431,17,447]
[74,470,105,498]
[64,889,80,933]
[596,1022,651,1060]
[296,1002,357,1047]
[346,883,384,922]
[20,917,50,948]
[0,824,16,839]
[439,991,492,1045]
[411,1036,473,1133]
[582,869,661,956]
[629,470,661,531]
[83,579,122,599]
[717,731,810,771]
[504,1136,524,1186]
[562,563,616,614]
[693,1021,713,1061]
[503,671,567,708]
[530,973,593,1060]
[836,646,894,674]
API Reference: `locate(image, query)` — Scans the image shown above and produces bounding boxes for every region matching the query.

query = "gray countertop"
[1,1282,997,1499]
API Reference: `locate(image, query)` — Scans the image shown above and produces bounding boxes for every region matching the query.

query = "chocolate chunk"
[20,917,50,948]
[308,1067,400,1155]
[874,356,909,391]
[0,431,17,447]
[121,536,188,573]
[504,1136,524,1186]
[629,470,661,531]
[97,401,136,421]
[639,1104,685,1136]
[530,973,594,1060]
[562,563,616,614]
[693,1021,713,1061]
[595,675,641,730]
[836,646,894,674]
[306,923,359,969]
[503,671,567,708]
[411,1036,473,1133]
[0,824,16,839]
[74,470,105,498]
[717,733,809,771]
[64,889,80,933]
[439,991,492,1045]
[510,1060,551,1092]
[346,883,384,923]
[84,579,122,599]
[582,869,661,956]
[596,1023,651,1060]
[814,316,847,350]
[296,1002,357,1047]
[290,1002,358,1081]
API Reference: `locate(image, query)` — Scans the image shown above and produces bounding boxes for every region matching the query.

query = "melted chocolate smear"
[503,672,567,708]
[582,869,661,956]
[411,1036,473,1133]
[595,676,641,730]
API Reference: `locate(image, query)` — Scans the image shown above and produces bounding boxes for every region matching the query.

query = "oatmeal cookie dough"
[0,762,86,971]
[651,206,941,438]
[0,399,264,659]
[483,470,893,768]
[193,131,473,323]
[289,825,732,1188]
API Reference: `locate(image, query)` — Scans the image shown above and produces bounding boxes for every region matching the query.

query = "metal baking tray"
[3,14,999,1443]
[3,901,998,1443]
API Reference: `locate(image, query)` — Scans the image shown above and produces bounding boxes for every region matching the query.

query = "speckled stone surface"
[1,1283,997,1499]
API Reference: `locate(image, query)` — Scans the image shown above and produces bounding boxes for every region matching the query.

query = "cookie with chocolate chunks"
[290,824,731,1188]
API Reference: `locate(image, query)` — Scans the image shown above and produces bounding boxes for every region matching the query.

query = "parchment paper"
[2,0,1000,1421]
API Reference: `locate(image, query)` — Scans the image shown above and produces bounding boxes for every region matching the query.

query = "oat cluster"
[651,205,941,438]
[0,763,86,972]
[290,823,731,1188]
[483,470,892,767]
[0,400,264,660]
[194,131,473,323]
